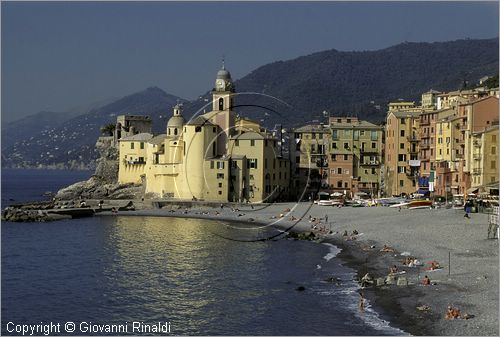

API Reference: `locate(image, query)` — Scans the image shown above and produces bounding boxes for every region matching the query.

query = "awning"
[467,187,479,194]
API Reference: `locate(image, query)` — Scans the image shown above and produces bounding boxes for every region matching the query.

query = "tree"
[100,123,115,136]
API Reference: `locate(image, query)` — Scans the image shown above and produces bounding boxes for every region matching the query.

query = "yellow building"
[471,126,499,189]
[118,133,153,184]
[118,64,289,203]
[385,110,421,196]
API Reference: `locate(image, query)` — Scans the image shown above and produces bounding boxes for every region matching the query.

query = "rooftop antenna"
[222,54,225,69]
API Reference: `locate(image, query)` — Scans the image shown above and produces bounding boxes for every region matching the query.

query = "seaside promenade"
[98,202,499,336]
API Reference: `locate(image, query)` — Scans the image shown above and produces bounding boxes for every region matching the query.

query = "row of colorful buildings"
[112,63,498,202]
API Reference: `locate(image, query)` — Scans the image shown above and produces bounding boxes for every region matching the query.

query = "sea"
[1,169,405,335]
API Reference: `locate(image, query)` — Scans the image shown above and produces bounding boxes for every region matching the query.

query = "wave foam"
[322,243,342,261]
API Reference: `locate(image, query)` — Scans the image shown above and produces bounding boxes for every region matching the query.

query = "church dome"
[167,115,185,128]
[216,66,231,80]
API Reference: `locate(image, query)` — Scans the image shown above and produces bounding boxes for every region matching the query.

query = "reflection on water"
[2,216,400,335]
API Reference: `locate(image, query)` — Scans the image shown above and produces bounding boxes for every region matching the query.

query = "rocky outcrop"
[55,177,142,200]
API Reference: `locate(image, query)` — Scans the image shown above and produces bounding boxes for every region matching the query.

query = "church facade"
[118,64,290,202]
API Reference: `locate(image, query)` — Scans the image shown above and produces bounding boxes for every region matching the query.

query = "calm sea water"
[1,169,404,335]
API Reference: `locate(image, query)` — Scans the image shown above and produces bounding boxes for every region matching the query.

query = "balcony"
[360,148,379,154]
[124,159,146,165]
[473,153,481,160]
[407,136,419,142]
[455,153,464,159]
[472,168,481,175]
[360,161,380,166]
[420,143,430,150]
[420,119,430,126]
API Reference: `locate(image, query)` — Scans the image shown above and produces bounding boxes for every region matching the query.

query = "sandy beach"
[97,201,499,336]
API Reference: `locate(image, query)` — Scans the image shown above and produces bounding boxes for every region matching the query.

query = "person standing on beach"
[325,214,328,224]
[358,292,365,312]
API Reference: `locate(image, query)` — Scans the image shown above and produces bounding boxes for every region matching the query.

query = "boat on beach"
[407,199,433,209]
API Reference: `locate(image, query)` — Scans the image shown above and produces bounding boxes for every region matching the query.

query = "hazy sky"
[2,1,498,123]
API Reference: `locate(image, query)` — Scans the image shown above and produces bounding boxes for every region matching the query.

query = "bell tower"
[210,60,236,153]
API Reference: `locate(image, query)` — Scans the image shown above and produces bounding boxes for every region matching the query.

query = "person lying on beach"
[352,230,359,235]
[342,230,348,236]
[422,275,431,286]
[426,261,441,270]
[389,265,399,274]
[445,305,461,320]
[380,245,396,253]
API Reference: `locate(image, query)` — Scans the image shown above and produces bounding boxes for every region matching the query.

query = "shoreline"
[95,201,499,336]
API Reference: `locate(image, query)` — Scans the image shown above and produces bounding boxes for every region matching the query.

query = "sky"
[1,1,499,124]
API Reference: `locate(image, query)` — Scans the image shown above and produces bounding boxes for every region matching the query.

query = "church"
[117,64,290,202]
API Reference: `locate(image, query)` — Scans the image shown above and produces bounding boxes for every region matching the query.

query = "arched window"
[174,128,178,136]
[218,97,224,110]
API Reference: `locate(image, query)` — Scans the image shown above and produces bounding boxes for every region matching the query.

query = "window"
[372,142,376,148]
[331,154,336,161]
[235,140,239,147]
[399,180,404,187]
[217,173,224,179]
[218,98,224,110]
[492,147,496,155]
[312,133,316,139]
[218,191,222,195]
[247,159,258,169]
[195,126,202,132]
[174,128,178,136]
[217,161,225,169]
[344,142,349,149]
[371,131,378,140]
[332,130,338,140]
[319,133,323,140]
[400,130,405,137]
[398,154,406,161]
[398,166,406,173]
[250,140,255,146]
[337,118,341,123]
[400,143,404,149]
[130,142,135,149]
[337,168,342,174]
[493,135,497,142]
[218,183,223,188]
[140,142,144,149]
[401,118,406,124]
[344,154,348,160]
[371,168,376,174]
[332,142,337,149]
[337,181,342,188]
[231,161,238,169]
[249,175,254,180]
[210,161,214,169]
[353,130,359,140]
[491,160,496,169]
[213,127,216,133]
[344,182,348,188]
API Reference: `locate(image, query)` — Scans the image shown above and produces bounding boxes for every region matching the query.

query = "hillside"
[218,38,499,127]
[2,87,185,169]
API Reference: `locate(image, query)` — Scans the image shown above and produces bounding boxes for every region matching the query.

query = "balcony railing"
[420,119,430,126]
[472,168,481,175]
[360,161,380,166]
[124,159,146,165]
[455,153,464,159]
[407,136,419,142]
[360,149,379,154]
[473,153,481,160]
[420,143,430,150]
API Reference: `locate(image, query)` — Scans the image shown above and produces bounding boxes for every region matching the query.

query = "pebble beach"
[97,201,499,336]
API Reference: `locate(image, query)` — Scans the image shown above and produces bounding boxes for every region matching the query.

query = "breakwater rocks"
[287,231,317,241]
[2,207,71,222]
